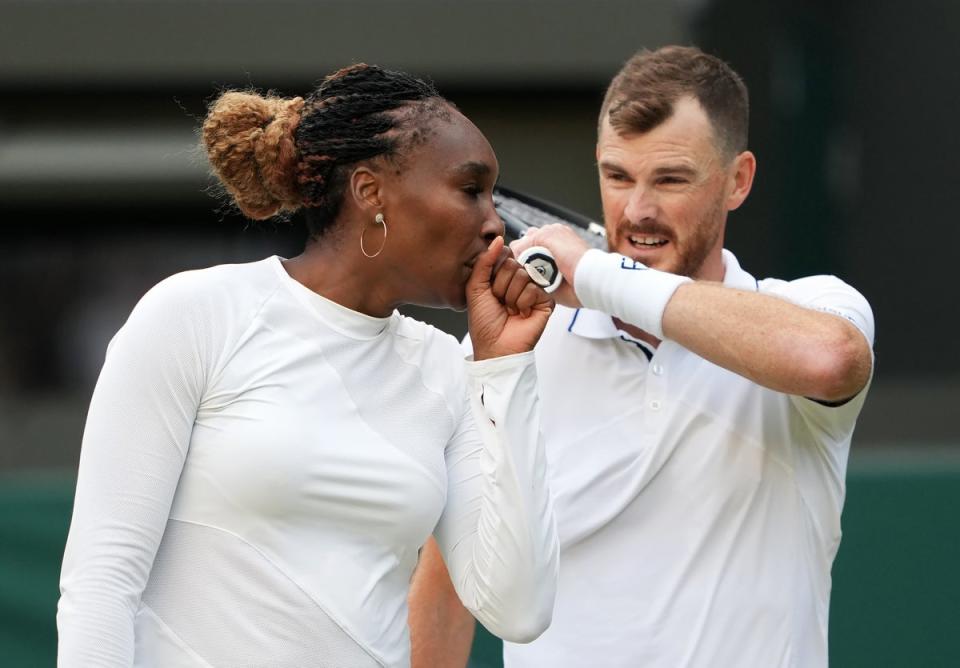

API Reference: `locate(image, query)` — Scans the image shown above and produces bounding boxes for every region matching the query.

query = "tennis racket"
[492,185,606,293]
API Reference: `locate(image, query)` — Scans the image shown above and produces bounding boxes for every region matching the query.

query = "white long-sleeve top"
[57,256,557,668]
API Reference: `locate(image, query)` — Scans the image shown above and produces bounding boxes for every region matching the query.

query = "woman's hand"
[466,237,554,361]
[508,224,589,309]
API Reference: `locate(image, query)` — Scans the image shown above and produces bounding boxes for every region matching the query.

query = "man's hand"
[467,236,554,361]
[509,223,591,309]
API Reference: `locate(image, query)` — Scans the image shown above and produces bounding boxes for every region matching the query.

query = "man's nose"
[624,185,658,223]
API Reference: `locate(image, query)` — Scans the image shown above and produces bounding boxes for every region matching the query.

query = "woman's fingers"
[491,256,548,317]
[466,236,504,297]
[514,281,545,318]
[490,258,519,301]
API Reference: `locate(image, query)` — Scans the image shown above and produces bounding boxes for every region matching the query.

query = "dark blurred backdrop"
[1,0,958,665]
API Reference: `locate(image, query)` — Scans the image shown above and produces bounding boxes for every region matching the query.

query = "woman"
[57,64,558,667]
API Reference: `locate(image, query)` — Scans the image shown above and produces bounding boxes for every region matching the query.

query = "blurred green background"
[2,0,958,665]
[5,457,960,666]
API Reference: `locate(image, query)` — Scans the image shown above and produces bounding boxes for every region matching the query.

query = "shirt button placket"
[647,353,666,417]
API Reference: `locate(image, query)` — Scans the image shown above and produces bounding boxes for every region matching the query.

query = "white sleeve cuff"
[464,349,535,373]
[574,249,691,339]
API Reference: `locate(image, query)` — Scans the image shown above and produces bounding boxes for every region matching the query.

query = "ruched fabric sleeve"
[57,276,211,667]
[433,351,559,643]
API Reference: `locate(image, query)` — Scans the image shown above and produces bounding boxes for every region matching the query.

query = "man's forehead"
[597,132,707,168]
[597,103,720,168]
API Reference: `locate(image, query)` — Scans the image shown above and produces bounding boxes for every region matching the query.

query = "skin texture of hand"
[467,236,554,361]
[508,224,590,309]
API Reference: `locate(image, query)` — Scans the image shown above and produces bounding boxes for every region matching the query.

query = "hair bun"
[202,91,305,220]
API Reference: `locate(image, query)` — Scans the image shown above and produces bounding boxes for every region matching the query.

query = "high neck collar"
[271,256,392,340]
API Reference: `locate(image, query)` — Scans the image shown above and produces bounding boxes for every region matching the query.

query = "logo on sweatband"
[620,258,648,271]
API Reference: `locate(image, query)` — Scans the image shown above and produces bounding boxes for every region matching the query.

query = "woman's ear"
[349,165,384,213]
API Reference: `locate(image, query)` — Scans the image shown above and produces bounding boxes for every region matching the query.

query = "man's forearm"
[409,537,476,668]
[510,227,872,403]
[661,281,872,401]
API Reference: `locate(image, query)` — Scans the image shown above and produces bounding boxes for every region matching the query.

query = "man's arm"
[409,536,476,668]
[660,281,871,402]
[512,224,873,404]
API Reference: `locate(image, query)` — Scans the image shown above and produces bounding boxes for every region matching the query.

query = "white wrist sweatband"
[574,249,692,339]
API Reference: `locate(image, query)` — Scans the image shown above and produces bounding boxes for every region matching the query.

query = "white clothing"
[502,250,874,668]
[58,256,557,668]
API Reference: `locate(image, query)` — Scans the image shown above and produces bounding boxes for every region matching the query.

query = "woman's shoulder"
[152,256,278,295]
[124,257,284,341]
[139,257,280,310]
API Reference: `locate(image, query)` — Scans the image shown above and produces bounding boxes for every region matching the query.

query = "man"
[409,46,874,668]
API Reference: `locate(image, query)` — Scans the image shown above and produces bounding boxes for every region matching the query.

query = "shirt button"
[651,364,664,376]
[649,400,661,411]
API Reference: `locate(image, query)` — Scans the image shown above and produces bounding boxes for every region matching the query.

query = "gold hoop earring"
[360,212,388,258]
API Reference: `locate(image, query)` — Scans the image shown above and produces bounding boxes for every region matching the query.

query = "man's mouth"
[627,234,669,249]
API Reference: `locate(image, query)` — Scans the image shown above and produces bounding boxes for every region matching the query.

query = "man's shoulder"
[758,274,874,345]
[723,251,870,310]
[757,273,866,301]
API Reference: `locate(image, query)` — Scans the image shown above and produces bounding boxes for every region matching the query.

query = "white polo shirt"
[503,250,874,668]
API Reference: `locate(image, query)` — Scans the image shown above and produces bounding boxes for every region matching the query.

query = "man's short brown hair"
[600,46,749,159]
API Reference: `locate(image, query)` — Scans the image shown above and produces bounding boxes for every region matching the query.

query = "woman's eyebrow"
[454,161,493,178]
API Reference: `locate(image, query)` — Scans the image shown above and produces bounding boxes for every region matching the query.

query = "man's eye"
[462,185,483,196]
[658,176,687,185]
[605,172,629,182]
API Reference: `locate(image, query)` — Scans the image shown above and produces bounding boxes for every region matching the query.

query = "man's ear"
[349,165,384,213]
[726,150,756,212]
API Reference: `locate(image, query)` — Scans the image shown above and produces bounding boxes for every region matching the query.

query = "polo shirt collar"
[567,248,758,340]
[719,248,759,292]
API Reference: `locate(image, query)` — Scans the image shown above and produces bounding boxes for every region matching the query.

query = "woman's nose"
[482,208,505,242]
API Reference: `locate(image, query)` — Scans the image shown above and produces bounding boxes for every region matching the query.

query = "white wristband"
[574,249,692,339]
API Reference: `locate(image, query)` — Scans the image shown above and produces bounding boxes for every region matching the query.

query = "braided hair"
[202,64,448,238]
